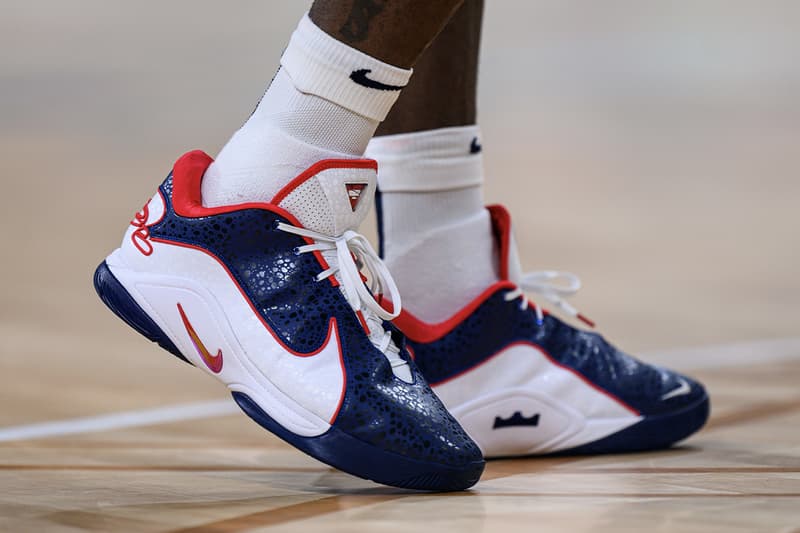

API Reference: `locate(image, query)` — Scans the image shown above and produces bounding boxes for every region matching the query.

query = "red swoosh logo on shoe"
[177,303,223,373]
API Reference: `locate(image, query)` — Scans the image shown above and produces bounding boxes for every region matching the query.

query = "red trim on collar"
[169,150,372,289]
[393,281,517,344]
[487,204,513,280]
[271,158,377,205]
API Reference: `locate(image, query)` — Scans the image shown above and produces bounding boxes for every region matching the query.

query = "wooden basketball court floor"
[1,342,800,532]
[2,2,799,531]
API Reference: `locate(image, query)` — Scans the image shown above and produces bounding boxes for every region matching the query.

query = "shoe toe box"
[609,347,710,418]
[335,360,484,469]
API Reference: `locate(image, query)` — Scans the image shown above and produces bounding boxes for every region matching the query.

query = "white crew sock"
[202,13,412,207]
[366,125,500,323]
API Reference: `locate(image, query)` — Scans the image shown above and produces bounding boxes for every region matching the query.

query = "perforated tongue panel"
[274,160,377,236]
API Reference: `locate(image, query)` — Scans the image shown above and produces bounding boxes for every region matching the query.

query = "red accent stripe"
[170,150,215,217]
[355,310,370,335]
[393,281,517,343]
[577,313,596,328]
[329,322,347,425]
[487,204,513,280]
[431,340,641,416]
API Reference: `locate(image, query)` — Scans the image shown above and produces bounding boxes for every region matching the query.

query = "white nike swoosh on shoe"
[661,377,692,400]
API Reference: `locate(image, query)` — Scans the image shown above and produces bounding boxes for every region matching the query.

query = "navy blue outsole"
[232,391,484,492]
[93,261,191,365]
[555,392,711,455]
[93,260,484,491]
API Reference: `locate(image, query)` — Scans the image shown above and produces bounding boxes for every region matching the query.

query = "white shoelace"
[276,223,410,374]
[504,270,595,328]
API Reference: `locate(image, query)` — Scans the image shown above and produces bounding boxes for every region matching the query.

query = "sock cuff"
[281,14,412,122]
[366,125,484,192]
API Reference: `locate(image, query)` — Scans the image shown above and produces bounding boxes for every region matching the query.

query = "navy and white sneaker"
[393,205,709,457]
[94,150,484,490]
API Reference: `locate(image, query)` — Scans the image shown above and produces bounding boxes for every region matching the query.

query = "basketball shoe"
[93,150,483,490]
[392,205,709,457]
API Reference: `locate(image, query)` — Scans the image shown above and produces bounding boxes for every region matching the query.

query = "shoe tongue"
[488,204,524,284]
[272,159,377,236]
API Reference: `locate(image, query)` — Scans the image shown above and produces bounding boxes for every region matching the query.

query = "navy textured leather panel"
[410,285,706,417]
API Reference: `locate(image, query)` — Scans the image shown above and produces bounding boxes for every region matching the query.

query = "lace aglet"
[535,306,544,327]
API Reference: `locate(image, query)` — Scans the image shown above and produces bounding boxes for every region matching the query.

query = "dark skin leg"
[377,0,484,134]
[309,0,465,69]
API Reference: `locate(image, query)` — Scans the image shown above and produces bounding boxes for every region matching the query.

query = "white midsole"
[106,244,341,438]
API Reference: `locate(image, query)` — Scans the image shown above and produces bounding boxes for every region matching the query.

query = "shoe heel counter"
[93,260,191,365]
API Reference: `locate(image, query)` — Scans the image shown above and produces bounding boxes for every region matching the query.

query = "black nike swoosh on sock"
[470,137,482,154]
[350,69,406,91]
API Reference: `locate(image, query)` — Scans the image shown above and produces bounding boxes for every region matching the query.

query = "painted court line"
[0,338,798,443]
[0,400,238,442]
